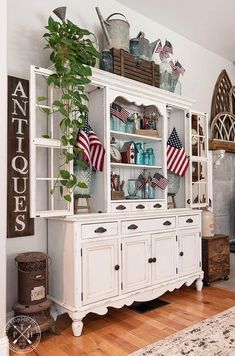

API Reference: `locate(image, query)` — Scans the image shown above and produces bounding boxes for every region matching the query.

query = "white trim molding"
[0,336,9,356]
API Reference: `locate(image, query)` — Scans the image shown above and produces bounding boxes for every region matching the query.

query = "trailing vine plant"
[38,14,100,202]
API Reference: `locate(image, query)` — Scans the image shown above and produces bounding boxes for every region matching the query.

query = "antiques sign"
[7,76,34,238]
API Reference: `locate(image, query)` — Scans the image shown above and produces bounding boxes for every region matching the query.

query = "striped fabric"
[167,128,189,177]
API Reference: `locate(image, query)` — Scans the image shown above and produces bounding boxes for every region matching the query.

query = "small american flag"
[170,60,185,76]
[167,128,189,177]
[110,102,130,123]
[151,173,168,190]
[163,40,173,57]
[77,123,105,172]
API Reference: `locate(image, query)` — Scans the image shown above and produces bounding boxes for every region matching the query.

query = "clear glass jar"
[100,50,113,73]
[159,58,172,91]
[73,163,93,195]
[135,142,145,165]
[145,148,155,166]
[125,118,135,133]
[112,116,125,132]
[170,72,180,93]
[167,171,180,195]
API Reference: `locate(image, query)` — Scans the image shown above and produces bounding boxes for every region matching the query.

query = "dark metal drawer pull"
[114,264,120,271]
[94,227,107,233]
[163,220,172,226]
[186,218,193,223]
[153,203,162,208]
[136,204,145,209]
[179,251,184,257]
[116,205,126,210]
[128,224,138,230]
[148,258,153,263]
[152,257,157,263]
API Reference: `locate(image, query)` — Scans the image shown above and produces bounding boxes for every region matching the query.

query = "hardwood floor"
[10,285,235,356]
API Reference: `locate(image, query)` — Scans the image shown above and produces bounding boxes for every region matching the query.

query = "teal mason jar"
[135,142,145,165]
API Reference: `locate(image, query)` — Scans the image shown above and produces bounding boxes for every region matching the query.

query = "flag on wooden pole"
[77,123,105,172]
[151,173,168,190]
[167,128,189,177]
[110,102,130,122]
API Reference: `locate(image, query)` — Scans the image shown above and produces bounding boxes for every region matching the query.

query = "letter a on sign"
[7,76,34,238]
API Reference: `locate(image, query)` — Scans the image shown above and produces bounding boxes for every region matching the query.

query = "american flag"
[163,40,173,57]
[170,60,185,76]
[110,102,130,123]
[167,128,189,177]
[76,123,105,172]
[151,173,168,190]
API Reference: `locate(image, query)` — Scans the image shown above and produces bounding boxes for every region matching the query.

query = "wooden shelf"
[110,130,162,143]
[111,162,162,169]
[209,139,235,153]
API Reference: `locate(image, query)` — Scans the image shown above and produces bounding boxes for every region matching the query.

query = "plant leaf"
[60,170,70,179]
[37,96,47,102]
[64,194,72,202]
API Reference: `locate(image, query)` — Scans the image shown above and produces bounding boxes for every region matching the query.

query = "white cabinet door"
[151,232,177,284]
[178,230,200,276]
[122,235,151,293]
[82,239,119,305]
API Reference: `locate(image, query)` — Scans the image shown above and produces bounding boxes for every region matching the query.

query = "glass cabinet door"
[189,113,208,208]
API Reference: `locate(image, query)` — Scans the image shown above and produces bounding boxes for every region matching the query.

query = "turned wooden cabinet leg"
[195,277,203,291]
[72,319,84,336]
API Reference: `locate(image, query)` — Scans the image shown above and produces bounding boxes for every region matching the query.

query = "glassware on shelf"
[147,173,155,199]
[125,117,135,133]
[73,163,93,195]
[135,142,145,165]
[126,179,139,199]
[144,147,155,166]
[111,116,125,132]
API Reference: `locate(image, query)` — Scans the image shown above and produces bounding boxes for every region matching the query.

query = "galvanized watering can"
[130,32,160,61]
[95,7,130,52]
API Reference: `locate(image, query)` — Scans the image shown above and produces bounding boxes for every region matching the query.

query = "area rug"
[130,306,235,356]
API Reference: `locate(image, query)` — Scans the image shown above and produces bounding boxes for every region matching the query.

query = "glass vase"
[159,59,172,91]
[73,164,93,195]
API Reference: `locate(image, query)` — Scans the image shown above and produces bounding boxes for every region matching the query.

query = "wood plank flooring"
[10,285,235,356]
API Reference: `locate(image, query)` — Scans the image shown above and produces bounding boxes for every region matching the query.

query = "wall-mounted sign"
[7,76,34,238]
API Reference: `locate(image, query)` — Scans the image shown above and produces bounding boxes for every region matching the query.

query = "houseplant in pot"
[39,7,100,202]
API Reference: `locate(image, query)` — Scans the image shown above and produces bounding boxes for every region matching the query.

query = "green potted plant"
[38,7,100,202]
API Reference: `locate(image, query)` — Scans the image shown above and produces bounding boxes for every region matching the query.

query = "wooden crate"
[111,49,160,87]
[202,234,230,285]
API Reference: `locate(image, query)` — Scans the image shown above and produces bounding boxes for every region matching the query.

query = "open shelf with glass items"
[107,91,167,212]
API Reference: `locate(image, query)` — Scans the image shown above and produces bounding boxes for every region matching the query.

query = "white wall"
[7,0,235,311]
[0,0,8,353]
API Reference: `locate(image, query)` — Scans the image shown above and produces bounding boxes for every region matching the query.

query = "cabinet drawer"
[111,202,132,213]
[121,217,176,235]
[81,222,118,239]
[178,215,200,228]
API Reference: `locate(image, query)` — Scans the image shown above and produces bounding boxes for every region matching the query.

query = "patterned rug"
[130,306,235,356]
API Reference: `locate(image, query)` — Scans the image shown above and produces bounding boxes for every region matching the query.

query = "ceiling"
[116,0,235,62]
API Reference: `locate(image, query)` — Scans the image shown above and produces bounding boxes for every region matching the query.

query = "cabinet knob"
[116,205,126,210]
[128,224,138,230]
[179,251,184,257]
[94,227,107,233]
[136,204,145,210]
[153,203,162,208]
[152,257,157,263]
[114,264,120,271]
[148,258,153,263]
[187,199,191,204]
[186,113,190,118]
[163,220,171,226]
[186,218,193,223]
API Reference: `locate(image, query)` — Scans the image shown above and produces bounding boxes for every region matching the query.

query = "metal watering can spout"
[95,7,112,48]
[150,38,161,57]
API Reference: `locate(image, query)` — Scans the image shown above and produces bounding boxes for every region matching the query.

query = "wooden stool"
[74,194,91,214]
[167,193,176,209]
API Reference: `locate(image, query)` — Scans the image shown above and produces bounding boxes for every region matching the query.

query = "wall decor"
[209,69,235,153]
[7,76,34,238]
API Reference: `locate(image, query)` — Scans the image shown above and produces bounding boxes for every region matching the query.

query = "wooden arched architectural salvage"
[210,70,235,153]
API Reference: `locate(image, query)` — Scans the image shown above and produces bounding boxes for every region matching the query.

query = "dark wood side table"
[202,234,230,286]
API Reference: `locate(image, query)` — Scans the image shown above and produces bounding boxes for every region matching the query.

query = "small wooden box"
[111,191,125,200]
[135,129,158,137]
[202,234,230,284]
[111,49,160,88]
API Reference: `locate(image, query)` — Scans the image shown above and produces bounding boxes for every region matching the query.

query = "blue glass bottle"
[135,143,144,165]
[145,148,155,166]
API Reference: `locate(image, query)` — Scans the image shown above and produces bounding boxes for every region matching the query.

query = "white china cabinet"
[30,66,208,336]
